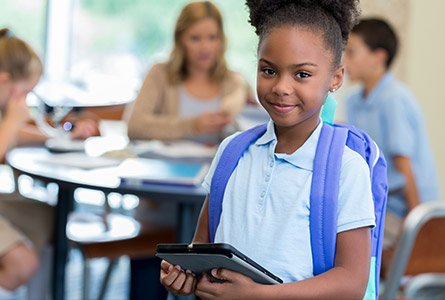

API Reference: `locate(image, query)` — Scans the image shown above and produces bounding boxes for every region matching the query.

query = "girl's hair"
[246,0,361,67]
[351,18,398,69]
[0,28,43,81]
[167,1,228,84]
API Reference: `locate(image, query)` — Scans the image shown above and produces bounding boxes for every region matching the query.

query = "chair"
[404,273,445,299]
[381,201,445,300]
[67,211,175,300]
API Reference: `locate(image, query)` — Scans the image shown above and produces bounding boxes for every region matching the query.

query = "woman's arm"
[196,226,372,300]
[126,64,196,140]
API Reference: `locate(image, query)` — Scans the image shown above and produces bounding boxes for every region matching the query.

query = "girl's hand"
[193,111,231,134]
[159,260,197,296]
[196,268,259,300]
[70,119,99,140]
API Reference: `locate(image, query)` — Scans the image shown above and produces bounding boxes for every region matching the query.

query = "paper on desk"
[37,152,122,170]
[132,140,217,159]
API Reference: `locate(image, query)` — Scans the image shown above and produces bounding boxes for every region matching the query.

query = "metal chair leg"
[97,259,118,300]
[82,255,91,300]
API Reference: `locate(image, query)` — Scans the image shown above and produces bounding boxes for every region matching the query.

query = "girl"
[160,0,375,299]
[126,1,253,145]
[0,28,98,297]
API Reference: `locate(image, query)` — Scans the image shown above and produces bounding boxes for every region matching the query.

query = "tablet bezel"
[156,243,283,284]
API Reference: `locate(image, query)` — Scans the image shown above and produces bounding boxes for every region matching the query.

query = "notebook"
[117,158,209,187]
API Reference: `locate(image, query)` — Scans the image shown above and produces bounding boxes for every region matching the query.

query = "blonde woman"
[126,1,252,145]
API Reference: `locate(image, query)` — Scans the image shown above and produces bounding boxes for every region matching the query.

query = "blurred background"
[1,0,443,205]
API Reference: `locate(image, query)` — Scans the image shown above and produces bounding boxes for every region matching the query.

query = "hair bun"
[0,28,14,39]
[246,0,360,42]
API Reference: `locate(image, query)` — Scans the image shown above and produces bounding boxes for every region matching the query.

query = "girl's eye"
[296,72,310,79]
[262,68,276,76]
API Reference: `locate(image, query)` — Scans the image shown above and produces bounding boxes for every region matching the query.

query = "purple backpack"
[208,122,387,299]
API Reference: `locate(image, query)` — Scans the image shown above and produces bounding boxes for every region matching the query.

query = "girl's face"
[0,71,40,109]
[181,18,222,73]
[257,27,343,132]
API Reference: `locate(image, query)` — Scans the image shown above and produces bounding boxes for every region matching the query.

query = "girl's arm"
[196,226,371,300]
[159,195,211,295]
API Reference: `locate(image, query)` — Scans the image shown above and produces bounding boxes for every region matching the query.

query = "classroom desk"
[6,147,207,300]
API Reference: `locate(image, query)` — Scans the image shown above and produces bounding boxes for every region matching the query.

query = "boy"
[344,18,440,257]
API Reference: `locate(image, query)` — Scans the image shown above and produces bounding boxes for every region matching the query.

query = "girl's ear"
[330,65,344,91]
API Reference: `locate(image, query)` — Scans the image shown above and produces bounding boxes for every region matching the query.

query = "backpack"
[208,122,387,299]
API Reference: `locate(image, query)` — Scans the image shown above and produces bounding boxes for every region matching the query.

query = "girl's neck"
[274,118,320,154]
[363,68,386,98]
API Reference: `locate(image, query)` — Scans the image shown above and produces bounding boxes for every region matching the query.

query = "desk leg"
[52,186,74,300]
[176,202,201,243]
[175,202,202,300]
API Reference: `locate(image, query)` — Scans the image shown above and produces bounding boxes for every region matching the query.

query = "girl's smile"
[265,99,300,114]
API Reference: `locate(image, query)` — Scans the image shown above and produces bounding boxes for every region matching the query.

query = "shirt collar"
[255,119,323,171]
[255,120,277,146]
[360,72,395,105]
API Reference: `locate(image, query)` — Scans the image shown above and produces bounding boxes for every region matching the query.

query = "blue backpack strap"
[310,123,348,275]
[315,123,388,298]
[208,123,268,242]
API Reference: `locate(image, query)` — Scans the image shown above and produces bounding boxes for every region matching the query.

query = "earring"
[330,88,336,93]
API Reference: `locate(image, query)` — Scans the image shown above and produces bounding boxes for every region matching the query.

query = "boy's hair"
[351,18,398,69]
[167,1,228,84]
[245,0,361,68]
[0,28,43,81]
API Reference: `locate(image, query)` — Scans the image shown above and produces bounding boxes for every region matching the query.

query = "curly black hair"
[246,0,361,67]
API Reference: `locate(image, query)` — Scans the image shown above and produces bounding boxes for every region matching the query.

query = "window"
[0,0,47,58]
[70,0,258,88]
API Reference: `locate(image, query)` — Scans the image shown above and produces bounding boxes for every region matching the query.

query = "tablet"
[156,243,283,285]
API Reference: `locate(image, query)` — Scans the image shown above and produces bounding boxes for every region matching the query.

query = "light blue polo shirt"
[345,73,440,217]
[202,120,375,283]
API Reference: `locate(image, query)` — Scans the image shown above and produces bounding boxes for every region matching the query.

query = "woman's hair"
[0,28,43,81]
[167,1,228,84]
[246,0,361,68]
[351,18,398,68]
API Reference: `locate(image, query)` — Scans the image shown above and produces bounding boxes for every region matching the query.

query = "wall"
[406,0,445,199]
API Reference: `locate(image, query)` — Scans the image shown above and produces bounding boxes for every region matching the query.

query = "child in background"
[160,0,376,299]
[343,19,440,260]
[0,28,98,297]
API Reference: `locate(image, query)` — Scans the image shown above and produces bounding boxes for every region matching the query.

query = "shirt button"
[265,175,270,182]
[260,190,266,197]
[269,161,274,167]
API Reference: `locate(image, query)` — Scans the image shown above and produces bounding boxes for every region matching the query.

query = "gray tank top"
[178,85,222,145]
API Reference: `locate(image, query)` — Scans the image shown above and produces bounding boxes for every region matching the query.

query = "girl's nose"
[272,76,293,96]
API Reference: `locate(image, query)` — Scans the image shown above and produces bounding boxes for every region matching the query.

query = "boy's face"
[256,27,342,132]
[344,33,380,81]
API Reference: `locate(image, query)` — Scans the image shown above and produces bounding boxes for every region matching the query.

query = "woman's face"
[256,26,343,132]
[181,18,222,72]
